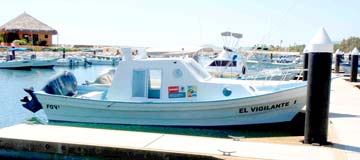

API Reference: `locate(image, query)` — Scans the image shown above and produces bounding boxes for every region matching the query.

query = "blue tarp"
[8,48,33,51]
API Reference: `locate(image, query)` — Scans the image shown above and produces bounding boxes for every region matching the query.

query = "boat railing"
[242,68,307,86]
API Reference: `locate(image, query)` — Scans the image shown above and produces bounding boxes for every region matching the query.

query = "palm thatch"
[0,12,57,34]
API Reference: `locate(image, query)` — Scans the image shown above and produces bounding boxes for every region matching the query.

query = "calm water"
[0,65,303,138]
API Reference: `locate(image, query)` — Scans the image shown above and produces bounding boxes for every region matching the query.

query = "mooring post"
[62,48,66,59]
[334,49,343,73]
[11,46,16,60]
[304,27,333,145]
[302,47,309,81]
[350,48,359,82]
[348,53,352,64]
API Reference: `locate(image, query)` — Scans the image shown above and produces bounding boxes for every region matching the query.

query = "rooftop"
[0,12,57,34]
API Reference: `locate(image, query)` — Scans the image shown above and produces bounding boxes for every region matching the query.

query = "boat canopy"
[8,48,33,51]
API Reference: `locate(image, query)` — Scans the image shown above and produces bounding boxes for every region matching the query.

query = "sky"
[1,0,359,48]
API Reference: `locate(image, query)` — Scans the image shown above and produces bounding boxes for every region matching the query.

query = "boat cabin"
[105,49,256,102]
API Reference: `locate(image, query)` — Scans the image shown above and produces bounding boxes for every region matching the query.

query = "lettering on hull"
[239,101,292,114]
[46,104,60,110]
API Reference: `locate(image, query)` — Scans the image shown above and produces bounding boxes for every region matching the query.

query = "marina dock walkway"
[329,77,360,160]
[0,123,340,160]
[0,77,359,159]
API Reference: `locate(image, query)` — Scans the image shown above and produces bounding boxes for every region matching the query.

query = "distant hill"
[201,44,221,50]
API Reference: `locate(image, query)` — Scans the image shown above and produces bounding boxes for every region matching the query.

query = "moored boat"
[0,59,33,70]
[21,48,307,126]
[85,56,120,65]
[31,58,58,68]
[0,47,33,70]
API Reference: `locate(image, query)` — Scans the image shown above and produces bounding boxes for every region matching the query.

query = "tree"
[0,34,4,42]
[288,44,305,52]
[339,37,360,53]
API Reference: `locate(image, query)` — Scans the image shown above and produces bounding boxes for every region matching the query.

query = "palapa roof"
[0,12,57,34]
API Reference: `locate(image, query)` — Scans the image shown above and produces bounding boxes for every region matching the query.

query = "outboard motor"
[43,71,78,96]
[21,87,43,113]
[21,71,78,113]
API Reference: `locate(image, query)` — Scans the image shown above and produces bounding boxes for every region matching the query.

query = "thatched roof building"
[0,12,57,46]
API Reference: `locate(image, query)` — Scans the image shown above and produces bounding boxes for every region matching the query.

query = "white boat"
[85,56,120,65]
[56,57,86,67]
[22,48,307,126]
[202,32,300,80]
[31,58,58,68]
[246,53,299,70]
[0,58,33,70]
[204,50,247,78]
[0,47,33,69]
[203,32,247,78]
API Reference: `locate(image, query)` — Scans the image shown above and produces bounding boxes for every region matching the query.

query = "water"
[0,65,303,138]
[0,66,115,128]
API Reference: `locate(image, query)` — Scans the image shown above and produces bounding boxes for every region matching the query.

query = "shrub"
[13,39,28,45]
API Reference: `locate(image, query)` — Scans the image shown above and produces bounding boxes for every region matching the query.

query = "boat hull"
[35,85,306,126]
[85,58,119,65]
[0,60,32,70]
[32,59,57,68]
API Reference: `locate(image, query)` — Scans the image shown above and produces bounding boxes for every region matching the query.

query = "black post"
[11,46,15,60]
[348,54,351,64]
[350,49,359,82]
[304,28,333,145]
[303,53,309,81]
[93,50,96,58]
[334,54,342,73]
[62,48,66,59]
[270,53,273,61]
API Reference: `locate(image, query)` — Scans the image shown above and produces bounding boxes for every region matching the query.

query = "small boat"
[31,58,58,68]
[204,50,247,78]
[21,48,307,126]
[0,58,33,70]
[203,32,246,78]
[0,48,33,70]
[56,57,86,67]
[85,56,120,65]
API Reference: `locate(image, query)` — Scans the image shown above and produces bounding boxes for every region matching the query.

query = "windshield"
[184,59,212,80]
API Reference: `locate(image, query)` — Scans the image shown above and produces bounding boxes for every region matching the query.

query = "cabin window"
[209,60,237,67]
[148,70,162,99]
[132,70,147,97]
[45,35,48,38]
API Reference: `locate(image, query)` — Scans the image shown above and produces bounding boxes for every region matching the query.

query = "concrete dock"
[329,77,360,160]
[0,77,359,159]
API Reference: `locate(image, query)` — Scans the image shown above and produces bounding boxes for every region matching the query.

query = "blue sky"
[1,0,359,47]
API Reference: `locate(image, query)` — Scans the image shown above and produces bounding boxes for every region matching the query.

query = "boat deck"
[0,77,359,159]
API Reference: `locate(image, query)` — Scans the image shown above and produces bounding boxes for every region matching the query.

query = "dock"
[0,77,359,159]
[329,76,360,159]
